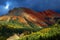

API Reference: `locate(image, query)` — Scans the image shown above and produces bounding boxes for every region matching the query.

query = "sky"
[0,0,60,15]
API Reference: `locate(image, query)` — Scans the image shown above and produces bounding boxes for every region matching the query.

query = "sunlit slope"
[0,8,60,27]
[0,8,60,40]
[18,23,60,40]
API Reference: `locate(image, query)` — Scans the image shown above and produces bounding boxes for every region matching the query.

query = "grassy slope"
[0,19,60,40]
[18,23,60,40]
[17,18,60,40]
[0,20,42,40]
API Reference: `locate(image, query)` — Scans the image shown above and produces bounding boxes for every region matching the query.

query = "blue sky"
[0,0,60,15]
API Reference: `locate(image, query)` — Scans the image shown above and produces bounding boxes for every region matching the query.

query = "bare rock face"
[7,34,19,40]
[0,7,60,27]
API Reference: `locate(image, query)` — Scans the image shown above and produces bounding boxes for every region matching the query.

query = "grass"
[18,23,60,40]
[0,19,60,40]
[0,19,42,40]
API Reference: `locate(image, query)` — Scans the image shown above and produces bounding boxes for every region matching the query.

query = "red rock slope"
[0,8,60,27]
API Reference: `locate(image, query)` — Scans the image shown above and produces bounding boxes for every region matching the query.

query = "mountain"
[0,8,60,40]
[0,8,60,27]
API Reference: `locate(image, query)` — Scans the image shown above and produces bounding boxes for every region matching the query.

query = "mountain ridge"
[0,7,60,27]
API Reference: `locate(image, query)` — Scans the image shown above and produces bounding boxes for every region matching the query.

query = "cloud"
[0,0,60,15]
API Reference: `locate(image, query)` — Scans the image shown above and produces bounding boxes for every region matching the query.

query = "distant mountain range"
[0,8,60,27]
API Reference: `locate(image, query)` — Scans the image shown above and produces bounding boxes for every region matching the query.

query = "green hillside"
[18,24,60,40]
[0,18,60,40]
[0,18,42,40]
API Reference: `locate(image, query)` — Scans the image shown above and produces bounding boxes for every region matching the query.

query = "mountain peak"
[0,7,60,27]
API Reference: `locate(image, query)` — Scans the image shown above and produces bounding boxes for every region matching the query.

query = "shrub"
[18,24,60,40]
